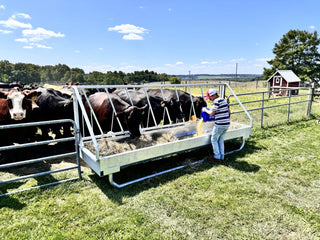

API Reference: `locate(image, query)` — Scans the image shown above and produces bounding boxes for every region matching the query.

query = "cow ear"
[27,90,41,101]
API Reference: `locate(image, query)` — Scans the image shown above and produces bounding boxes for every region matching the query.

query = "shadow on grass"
[89,138,262,204]
[0,195,26,209]
[0,142,78,204]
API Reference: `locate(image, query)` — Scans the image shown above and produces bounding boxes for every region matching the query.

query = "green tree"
[263,29,320,81]
[169,75,181,84]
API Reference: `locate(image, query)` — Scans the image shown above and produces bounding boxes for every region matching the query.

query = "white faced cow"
[0,88,40,146]
[0,88,39,121]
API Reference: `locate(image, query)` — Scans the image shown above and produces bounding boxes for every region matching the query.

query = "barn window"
[275,76,281,84]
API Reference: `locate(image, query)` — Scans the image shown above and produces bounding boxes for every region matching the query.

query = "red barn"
[267,70,301,96]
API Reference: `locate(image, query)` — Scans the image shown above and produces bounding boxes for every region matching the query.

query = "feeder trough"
[72,83,252,188]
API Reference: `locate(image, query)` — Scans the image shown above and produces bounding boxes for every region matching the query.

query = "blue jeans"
[211,125,229,160]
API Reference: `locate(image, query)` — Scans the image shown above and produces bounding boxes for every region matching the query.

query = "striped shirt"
[211,97,230,126]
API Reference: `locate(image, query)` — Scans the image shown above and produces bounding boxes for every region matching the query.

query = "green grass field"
[0,87,319,239]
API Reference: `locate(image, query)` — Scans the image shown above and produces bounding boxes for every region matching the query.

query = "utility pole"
[232,63,238,87]
[235,63,238,80]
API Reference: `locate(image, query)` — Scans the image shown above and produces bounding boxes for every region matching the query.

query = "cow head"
[193,96,207,118]
[161,98,185,123]
[0,88,40,121]
[117,104,148,138]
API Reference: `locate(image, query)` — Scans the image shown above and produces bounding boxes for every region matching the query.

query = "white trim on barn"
[267,70,301,83]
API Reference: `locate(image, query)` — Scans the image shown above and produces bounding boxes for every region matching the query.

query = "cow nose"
[13,112,25,120]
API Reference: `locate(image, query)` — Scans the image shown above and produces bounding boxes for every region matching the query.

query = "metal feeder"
[72,83,252,188]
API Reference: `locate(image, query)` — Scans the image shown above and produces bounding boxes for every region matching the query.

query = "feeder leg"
[225,137,246,156]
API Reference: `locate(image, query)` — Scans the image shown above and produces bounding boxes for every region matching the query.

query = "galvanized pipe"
[108,159,205,188]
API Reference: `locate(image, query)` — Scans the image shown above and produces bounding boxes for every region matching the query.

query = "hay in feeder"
[86,133,178,157]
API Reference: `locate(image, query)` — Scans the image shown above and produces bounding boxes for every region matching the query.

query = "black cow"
[147,89,207,121]
[35,88,74,139]
[85,92,148,138]
[114,88,185,127]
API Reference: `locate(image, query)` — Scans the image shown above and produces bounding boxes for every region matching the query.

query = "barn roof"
[267,70,301,82]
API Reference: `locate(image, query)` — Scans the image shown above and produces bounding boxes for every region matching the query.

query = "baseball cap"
[205,88,217,100]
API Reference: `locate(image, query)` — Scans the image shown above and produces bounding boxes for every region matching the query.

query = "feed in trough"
[85,121,243,157]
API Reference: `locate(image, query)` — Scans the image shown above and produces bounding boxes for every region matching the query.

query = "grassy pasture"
[0,85,319,239]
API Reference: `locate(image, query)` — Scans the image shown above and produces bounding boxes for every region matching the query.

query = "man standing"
[202,88,230,162]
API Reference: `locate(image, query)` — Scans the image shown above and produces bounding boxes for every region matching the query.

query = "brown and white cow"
[0,88,40,146]
[0,88,39,121]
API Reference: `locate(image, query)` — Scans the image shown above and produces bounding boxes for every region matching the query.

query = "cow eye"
[7,99,13,109]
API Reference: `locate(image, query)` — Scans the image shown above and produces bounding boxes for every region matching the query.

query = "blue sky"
[0,0,318,75]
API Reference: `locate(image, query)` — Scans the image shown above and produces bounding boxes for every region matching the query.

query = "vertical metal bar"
[287,90,291,121]
[105,88,124,132]
[80,88,104,136]
[73,87,99,158]
[159,86,172,123]
[124,87,134,106]
[71,88,82,178]
[72,120,82,179]
[142,87,158,127]
[307,87,312,116]
[187,85,196,118]
[260,92,265,128]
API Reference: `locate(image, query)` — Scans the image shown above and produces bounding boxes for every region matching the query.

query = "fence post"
[287,89,291,121]
[307,86,313,116]
[260,92,265,128]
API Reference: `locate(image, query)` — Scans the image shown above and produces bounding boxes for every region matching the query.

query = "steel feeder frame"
[72,83,253,188]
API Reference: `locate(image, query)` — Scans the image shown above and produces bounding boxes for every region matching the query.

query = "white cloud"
[98,48,103,51]
[123,33,143,40]
[0,29,12,34]
[15,38,29,42]
[0,5,5,10]
[109,24,147,34]
[201,61,218,65]
[309,25,315,29]
[74,50,80,53]
[22,27,65,41]
[0,17,32,29]
[32,43,52,49]
[23,45,33,49]
[231,58,246,62]
[108,24,148,40]
[12,13,31,19]
[176,61,184,65]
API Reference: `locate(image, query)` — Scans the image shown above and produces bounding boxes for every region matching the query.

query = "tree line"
[0,60,171,85]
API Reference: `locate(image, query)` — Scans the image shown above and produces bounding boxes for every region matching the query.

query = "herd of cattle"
[0,82,208,148]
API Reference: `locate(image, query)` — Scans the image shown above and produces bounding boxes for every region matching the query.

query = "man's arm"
[203,108,215,116]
